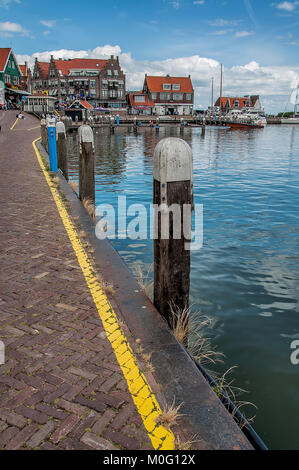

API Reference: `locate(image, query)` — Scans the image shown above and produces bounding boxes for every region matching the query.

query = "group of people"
[0,99,23,111]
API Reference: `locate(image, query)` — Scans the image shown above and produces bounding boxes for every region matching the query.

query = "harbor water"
[68,124,299,450]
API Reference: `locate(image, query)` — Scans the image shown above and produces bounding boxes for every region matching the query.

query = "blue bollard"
[47,118,58,172]
[116,114,120,126]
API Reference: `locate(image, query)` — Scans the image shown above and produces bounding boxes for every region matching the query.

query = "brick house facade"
[0,48,22,90]
[142,75,194,115]
[31,55,126,109]
[215,96,262,114]
[20,62,32,93]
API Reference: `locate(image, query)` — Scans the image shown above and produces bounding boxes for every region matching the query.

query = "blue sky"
[1,0,299,112]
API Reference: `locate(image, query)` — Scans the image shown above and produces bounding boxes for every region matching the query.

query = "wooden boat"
[228,121,264,129]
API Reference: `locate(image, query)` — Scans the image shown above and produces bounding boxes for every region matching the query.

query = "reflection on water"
[68,124,299,450]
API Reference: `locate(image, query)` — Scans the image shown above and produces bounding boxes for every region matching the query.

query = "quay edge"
[39,136,259,451]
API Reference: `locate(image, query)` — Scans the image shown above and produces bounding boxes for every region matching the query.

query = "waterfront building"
[31,55,126,110]
[127,91,155,115]
[215,95,262,114]
[19,62,32,93]
[141,75,194,116]
[0,48,29,108]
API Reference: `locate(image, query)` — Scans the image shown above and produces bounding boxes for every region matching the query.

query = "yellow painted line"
[32,138,175,451]
[27,126,40,131]
[10,118,19,130]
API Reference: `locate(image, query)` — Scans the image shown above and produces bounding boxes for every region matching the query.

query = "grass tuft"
[134,263,154,301]
[83,198,96,220]
[175,434,199,450]
[69,180,78,194]
[155,399,183,430]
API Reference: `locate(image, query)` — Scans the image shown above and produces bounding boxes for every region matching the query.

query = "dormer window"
[172,84,180,90]
[234,100,239,107]
[163,83,171,90]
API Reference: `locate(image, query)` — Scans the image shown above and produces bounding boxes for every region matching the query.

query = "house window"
[172,84,180,90]
[107,70,112,76]
[118,90,123,98]
[163,84,171,90]
[114,70,118,76]
[234,100,239,107]
[160,93,171,100]
[5,74,10,84]
[13,76,19,85]
[245,101,250,107]
[151,92,157,100]
[90,80,96,88]
[102,80,108,88]
[12,62,15,69]
[102,90,108,97]
[135,95,145,103]
[173,93,183,100]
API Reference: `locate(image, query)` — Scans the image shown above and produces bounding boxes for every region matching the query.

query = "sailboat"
[281,81,299,124]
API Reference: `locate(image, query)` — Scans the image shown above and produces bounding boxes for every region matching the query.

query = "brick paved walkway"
[0,111,166,450]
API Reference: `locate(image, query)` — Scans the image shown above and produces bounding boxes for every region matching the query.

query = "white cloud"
[235,30,254,37]
[16,45,299,114]
[0,0,21,7]
[209,18,242,27]
[40,20,56,28]
[275,1,299,11]
[0,21,28,35]
[212,29,233,35]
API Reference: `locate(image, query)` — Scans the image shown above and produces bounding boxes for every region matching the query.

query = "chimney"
[110,55,114,60]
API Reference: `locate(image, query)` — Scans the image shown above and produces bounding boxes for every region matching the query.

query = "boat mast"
[294,81,299,116]
[211,77,214,116]
[219,64,223,116]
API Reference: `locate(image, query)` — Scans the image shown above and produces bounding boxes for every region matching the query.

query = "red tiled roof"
[0,48,11,72]
[54,58,108,76]
[215,97,253,108]
[38,62,50,78]
[79,100,94,109]
[19,64,26,76]
[145,76,193,93]
[129,91,155,108]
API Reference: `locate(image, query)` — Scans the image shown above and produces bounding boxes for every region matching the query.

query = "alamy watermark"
[290,341,299,365]
[94,196,203,251]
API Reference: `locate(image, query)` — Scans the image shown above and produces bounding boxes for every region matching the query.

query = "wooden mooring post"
[110,116,115,134]
[41,119,48,152]
[56,120,68,180]
[180,118,184,135]
[78,124,95,203]
[202,116,206,136]
[153,137,193,343]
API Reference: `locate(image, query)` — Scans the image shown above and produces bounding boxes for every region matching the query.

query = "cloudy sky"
[1,0,299,113]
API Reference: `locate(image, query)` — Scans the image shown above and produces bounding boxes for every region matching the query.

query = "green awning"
[5,87,31,96]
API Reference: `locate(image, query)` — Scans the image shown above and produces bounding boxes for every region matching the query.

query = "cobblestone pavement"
[0,111,166,450]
